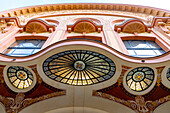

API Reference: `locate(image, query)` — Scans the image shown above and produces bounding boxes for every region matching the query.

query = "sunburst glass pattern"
[126,67,154,92]
[43,50,116,86]
[7,66,33,89]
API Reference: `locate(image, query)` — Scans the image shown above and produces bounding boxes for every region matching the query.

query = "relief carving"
[158,20,170,34]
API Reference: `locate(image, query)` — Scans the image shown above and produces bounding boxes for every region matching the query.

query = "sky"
[0,0,169,12]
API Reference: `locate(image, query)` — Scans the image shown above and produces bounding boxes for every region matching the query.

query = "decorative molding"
[114,19,152,33]
[0,91,66,113]
[93,91,170,113]
[0,3,169,18]
[67,19,103,33]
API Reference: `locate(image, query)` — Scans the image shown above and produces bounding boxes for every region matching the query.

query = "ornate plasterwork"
[122,22,146,33]
[93,91,170,113]
[114,19,152,33]
[0,19,7,33]
[0,91,66,113]
[157,20,170,34]
[73,22,96,33]
[67,19,103,33]
[25,22,47,33]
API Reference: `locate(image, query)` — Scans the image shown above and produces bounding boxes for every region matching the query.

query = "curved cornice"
[0,3,169,18]
[0,39,169,64]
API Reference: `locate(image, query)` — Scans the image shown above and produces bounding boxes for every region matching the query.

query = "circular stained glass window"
[43,50,116,86]
[167,68,170,81]
[7,66,33,89]
[126,67,154,92]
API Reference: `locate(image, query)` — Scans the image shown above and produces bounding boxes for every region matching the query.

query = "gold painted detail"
[25,22,47,33]
[93,91,170,113]
[122,22,146,33]
[73,22,96,33]
[158,21,170,34]
[0,19,7,33]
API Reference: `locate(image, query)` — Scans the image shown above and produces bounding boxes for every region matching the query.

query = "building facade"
[0,3,169,113]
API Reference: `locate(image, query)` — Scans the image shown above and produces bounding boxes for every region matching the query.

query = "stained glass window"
[7,66,33,89]
[123,40,165,57]
[3,39,45,56]
[167,68,170,81]
[43,50,116,86]
[126,67,154,92]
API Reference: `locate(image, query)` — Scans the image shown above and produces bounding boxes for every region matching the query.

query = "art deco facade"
[0,3,169,113]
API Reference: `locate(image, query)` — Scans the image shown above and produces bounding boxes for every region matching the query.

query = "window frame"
[120,36,169,57]
[1,36,48,57]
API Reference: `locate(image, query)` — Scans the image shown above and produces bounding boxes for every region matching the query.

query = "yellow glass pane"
[127,79,133,86]
[18,81,24,89]
[24,80,29,88]
[10,76,17,82]
[13,79,20,87]
[130,81,136,90]
[141,81,147,89]
[61,79,67,83]
[82,80,87,85]
[136,82,142,91]
[144,78,152,85]
[27,78,33,85]
[78,80,82,85]
[87,80,92,84]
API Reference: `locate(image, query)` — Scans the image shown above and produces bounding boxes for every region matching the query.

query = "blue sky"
[0,0,169,12]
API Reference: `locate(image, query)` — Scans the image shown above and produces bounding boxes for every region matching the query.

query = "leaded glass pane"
[7,66,34,89]
[43,50,116,86]
[126,67,154,92]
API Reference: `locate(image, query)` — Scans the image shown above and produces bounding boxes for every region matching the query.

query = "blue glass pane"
[21,40,40,47]
[37,40,45,47]
[147,41,160,48]
[3,39,45,56]
[130,40,149,48]
[10,40,23,47]
[135,50,156,56]
[123,41,131,48]
[123,40,165,57]
[12,49,34,54]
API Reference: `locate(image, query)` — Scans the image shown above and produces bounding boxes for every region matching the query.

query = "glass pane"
[130,40,149,48]
[123,41,131,48]
[3,49,15,54]
[135,50,156,56]
[21,40,40,47]
[154,50,165,55]
[12,49,34,55]
[38,40,45,47]
[10,40,23,47]
[147,41,160,48]
[127,50,136,56]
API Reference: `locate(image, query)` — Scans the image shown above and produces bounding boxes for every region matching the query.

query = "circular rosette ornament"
[7,66,33,89]
[126,67,154,91]
[43,50,116,86]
